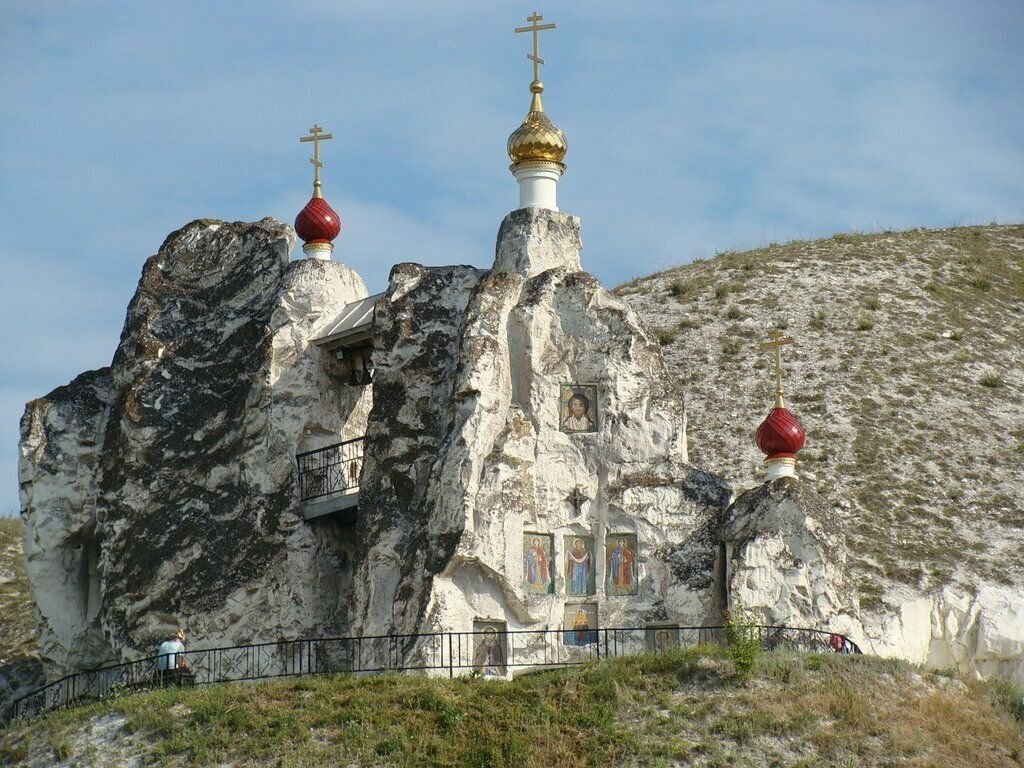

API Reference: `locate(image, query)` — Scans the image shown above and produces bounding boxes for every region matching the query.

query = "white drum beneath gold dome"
[507,81,567,211]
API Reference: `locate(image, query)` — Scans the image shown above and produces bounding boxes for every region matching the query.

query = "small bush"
[864,297,881,311]
[721,339,742,357]
[725,305,742,320]
[855,315,875,331]
[656,329,676,346]
[970,278,991,291]
[723,605,761,681]
[714,285,729,301]
[668,279,687,298]
[979,374,1004,389]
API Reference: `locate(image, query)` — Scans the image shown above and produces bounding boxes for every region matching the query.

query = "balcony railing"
[296,437,364,502]
[6,624,861,724]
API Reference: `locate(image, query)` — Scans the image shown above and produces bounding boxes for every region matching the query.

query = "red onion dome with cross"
[755,407,806,460]
[294,196,341,246]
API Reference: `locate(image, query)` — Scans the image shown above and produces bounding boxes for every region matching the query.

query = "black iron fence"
[296,437,364,502]
[6,625,860,725]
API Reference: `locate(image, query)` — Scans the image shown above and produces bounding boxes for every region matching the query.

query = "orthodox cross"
[515,11,556,82]
[299,124,333,195]
[567,486,587,515]
[757,330,795,408]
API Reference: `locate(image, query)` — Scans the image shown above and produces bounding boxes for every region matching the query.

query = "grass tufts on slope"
[2,648,1022,767]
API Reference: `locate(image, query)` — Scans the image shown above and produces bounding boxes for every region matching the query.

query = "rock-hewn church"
[21,14,876,682]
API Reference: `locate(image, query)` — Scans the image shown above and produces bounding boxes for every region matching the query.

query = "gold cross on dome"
[515,11,557,83]
[757,330,795,409]
[299,124,334,196]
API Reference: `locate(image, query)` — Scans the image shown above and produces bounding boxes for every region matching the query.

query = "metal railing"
[6,625,860,725]
[296,437,364,502]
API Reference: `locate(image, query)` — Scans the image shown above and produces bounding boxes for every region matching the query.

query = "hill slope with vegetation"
[617,224,1024,607]
[2,647,1022,767]
[0,519,42,715]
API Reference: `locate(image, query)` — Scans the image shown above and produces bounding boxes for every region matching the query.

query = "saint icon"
[560,384,598,433]
[563,604,598,646]
[565,537,593,596]
[522,535,552,594]
[473,626,507,677]
[606,535,639,596]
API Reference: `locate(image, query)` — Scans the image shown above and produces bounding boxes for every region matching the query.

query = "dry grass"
[2,649,1021,767]
[0,519,36,666]
[616,223,1024,596]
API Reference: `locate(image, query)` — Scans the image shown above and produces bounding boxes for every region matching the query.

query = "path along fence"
[5,625,860,725]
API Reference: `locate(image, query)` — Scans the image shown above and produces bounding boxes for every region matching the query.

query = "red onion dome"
[755,407,806,459]
[294,196,341,245]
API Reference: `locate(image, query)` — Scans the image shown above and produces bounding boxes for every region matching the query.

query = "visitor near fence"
[156,628,190,685]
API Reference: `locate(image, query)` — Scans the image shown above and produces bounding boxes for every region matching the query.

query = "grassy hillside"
[1,647,1021,767]
[0,518,35,667]
[618,224,1024,606]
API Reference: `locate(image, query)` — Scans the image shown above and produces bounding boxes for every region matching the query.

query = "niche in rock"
[64,529,102,628]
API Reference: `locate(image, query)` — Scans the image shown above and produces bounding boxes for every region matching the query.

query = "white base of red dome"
[302,242,333,260]
[764,456,797,480]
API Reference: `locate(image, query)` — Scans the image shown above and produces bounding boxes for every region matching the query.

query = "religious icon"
[606,534,639,596]
[472,621,507,677]
[645,626,681,654]
[563,535,595,596]
[563,603,598,647]
[522,534,553,594]
[559,384,598,433]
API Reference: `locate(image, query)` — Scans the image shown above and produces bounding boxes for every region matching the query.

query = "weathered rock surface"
[19,219,370,677]
[722,478,858,638]
[619,224,1024,682]
[14,215,1023,691]
[350,208,733,649]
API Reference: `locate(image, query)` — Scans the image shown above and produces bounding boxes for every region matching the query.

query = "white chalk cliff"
[15,214,1024,688]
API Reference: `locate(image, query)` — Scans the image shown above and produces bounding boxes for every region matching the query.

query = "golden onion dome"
[507,81,567,168]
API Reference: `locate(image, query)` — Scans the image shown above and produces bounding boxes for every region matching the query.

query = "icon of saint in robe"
[473,627,506,676]
[561,392,596,432]
[607,537,638,595]
[566,538,592,595]
[523,537,550,593]
[564,607,596,646]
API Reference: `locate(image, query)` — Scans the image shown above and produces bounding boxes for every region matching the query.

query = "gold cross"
[515,11,557,83]
[757,330,795,408]
[299,124,333,196]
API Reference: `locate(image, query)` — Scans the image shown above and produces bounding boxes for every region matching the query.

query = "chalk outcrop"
[15,216,1023,690]
[722,478,858,637]
[350,208,733,648]
[19,219,370,677]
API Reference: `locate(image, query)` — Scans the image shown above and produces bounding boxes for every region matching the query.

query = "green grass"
[3,649,1021,767]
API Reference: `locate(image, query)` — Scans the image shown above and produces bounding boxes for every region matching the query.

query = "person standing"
[157,628,187,686]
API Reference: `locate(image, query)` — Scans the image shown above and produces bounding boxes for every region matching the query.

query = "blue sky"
[1,1,1022,516]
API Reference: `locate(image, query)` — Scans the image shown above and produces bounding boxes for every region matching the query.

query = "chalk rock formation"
[862,583,1024,684]
[19,218,369,677]
[350,208,732,649]
[722,478,858,637]
[619,225,1024,683]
